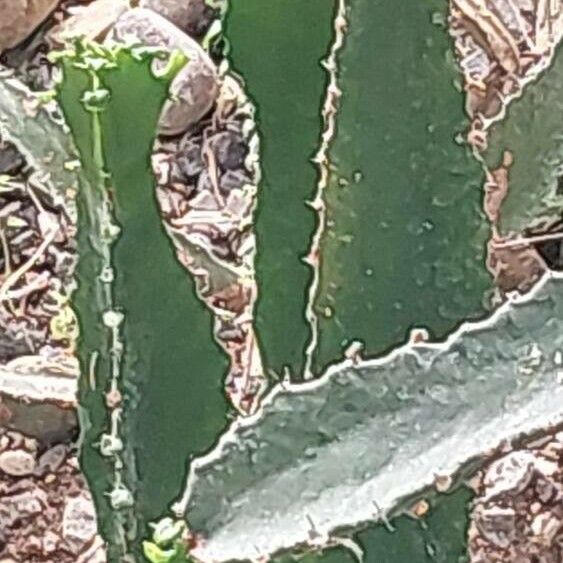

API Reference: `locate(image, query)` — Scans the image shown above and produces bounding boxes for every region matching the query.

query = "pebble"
[110,8,219,136]
[140,0,218,40]
[0,489,45,526]
[23,437,38,453]
[0,435,9,452]
[177,135,205,178]
[0,0,59,52]
[0,449,37,476]
[42,530,60,554]
[219,169,250,195]
[411,499,430,518]
[35,444,67,476]
[209,130,248,171]
[62,492,99,554]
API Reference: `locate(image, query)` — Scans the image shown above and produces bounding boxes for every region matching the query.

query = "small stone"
[177,135,205,178]
[76,535,107,563]
[102,310,124,329]
[409,327,430,344]
[0,449,36,476]
[107,485,134,510]
[344,340,364,363]
[23,437,38,453]
[164,63,218,136]
[0,489,45,526]
[433,474,452,492]
[6,431,23,450]
[196,170,214,194]
[0,435,9,452]
[35,444,67,476]
[42,530,60,554]
[473,505,517,549]
[209,130,248,171]
[219,169,251,194]
[105,388,122,409]
[139,0,218,40]
[99,434,123,457]
[49,0,129,44]
[535,475,561,504]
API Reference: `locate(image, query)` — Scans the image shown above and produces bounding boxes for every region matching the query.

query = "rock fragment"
[139,0,219,40]
[0,142,24,176]
[0,449,36,477]
[0,433,106,562]
[35,443,67,476]
[0,0,59,53]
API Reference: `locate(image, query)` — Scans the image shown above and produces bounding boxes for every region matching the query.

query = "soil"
[468,435,563,563]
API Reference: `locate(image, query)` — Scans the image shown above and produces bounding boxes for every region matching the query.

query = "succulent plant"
[3,0,563,561]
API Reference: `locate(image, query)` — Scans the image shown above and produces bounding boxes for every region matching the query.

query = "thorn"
[372,500,395,533]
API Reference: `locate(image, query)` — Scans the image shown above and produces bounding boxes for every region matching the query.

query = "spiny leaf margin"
[178,272,563,562]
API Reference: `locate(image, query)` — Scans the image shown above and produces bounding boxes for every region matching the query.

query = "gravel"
[469,436,563,563]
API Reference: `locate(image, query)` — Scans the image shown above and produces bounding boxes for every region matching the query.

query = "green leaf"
[182,273,563,562]
[226,0,336,377]
[483,41,563,234]
[58,47,229,559]
[314,0,491,373]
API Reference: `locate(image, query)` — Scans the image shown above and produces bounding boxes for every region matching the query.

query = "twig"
[492,231,563,249]
[0,228,57,302]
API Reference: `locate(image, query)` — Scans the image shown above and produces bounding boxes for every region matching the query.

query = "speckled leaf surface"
[314,0,491,372]
[185,273,563,563]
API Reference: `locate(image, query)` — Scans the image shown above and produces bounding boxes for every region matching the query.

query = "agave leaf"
[483,42,563,234]
[226,0,336,377]
[313,0,491,373]
[183,273,563,563]
[269,487,473,563]
[58,47,228,557]
[0,66,77,212]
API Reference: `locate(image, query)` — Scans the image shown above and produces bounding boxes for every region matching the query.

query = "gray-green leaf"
[182,273,563,562]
